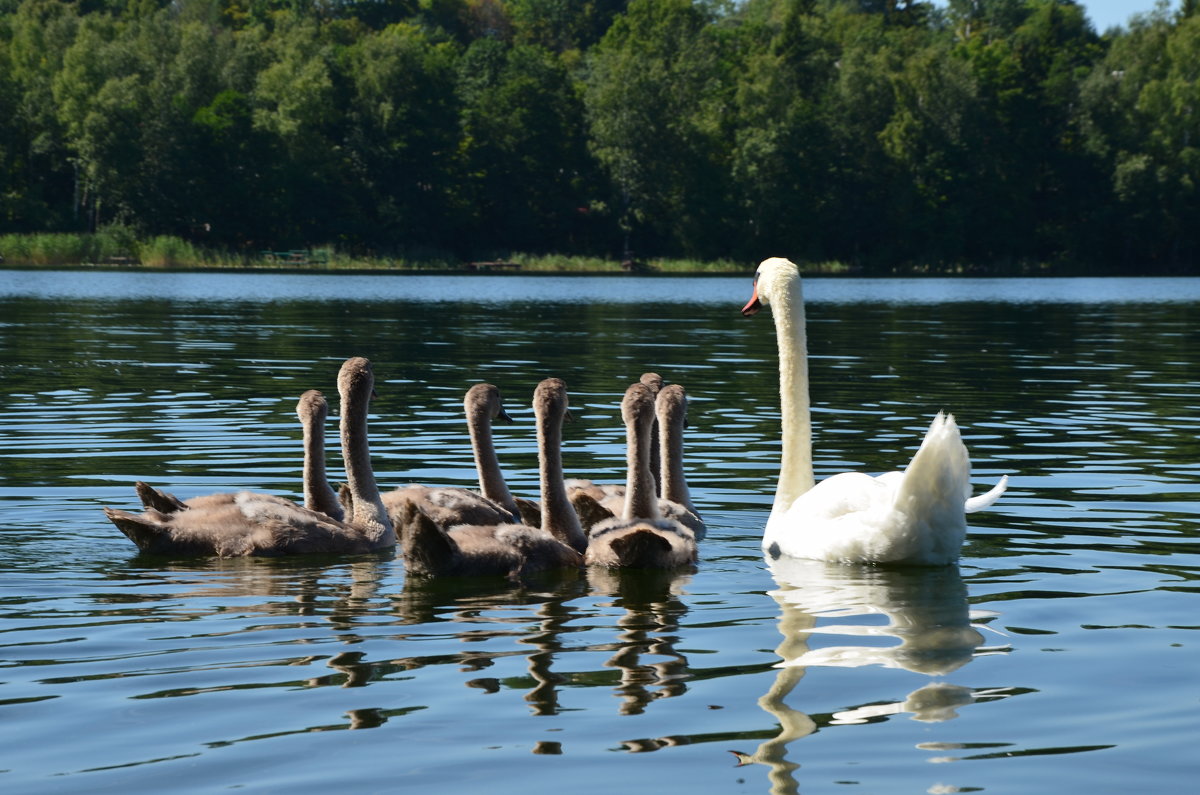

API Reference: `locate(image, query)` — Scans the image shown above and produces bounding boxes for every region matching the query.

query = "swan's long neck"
[468,407,519,521]
[538,403,588,552]
[341,385,394,547]
[659,407,692,511]
[771,276,814,521]
[624,407,660,521]
[302,404,343,521]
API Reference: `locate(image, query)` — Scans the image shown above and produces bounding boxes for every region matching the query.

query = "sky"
[930,1,1179,33]
[1079,0,1177,31]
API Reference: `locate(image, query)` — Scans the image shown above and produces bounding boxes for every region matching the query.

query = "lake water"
[1,270,1197,793]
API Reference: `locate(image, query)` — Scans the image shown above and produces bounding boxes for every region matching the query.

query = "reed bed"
[1,233,864,274]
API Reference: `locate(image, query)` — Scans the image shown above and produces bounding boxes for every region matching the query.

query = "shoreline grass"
[0,231,1084,276]
[0,233,767,273]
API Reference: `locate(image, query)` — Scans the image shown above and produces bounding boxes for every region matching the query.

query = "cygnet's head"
[297,389,328,423]
[639,372,664,395]
[338,356,376,404]
[621,382,656,428]
[534,377,569,419]
[656,383,687,427]
[741,257,800,316]
[466,383,511,424]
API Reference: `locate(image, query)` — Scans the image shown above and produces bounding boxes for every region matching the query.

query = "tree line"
[1,0,1197,273]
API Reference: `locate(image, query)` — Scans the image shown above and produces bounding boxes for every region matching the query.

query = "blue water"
[0,271,1197,793]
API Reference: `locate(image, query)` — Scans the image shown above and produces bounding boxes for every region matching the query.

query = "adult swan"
[741,257,1008,566]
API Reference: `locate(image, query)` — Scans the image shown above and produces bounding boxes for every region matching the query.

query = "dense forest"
[1,0,1198,273]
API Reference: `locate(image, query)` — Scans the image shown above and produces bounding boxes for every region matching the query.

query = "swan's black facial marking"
[767,541,782,560]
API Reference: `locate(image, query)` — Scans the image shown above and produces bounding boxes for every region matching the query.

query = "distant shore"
[0,232,1173,276]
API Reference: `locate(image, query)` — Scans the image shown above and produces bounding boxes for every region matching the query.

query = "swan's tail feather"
[398,500,458,576]
[965,475,1008,513]
[514,496,542,528]
[896,412,970,510]
[609,528,673,568]
[570,490,614,531]
[135,481,187,513]
[104,507,170,552]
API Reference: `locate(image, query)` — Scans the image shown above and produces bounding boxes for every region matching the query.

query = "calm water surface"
[1,271,1197,793]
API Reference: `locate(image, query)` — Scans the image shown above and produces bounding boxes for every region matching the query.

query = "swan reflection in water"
[732,557,1009,794]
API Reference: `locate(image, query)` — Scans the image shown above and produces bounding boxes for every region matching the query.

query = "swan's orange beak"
[741,281,761,316]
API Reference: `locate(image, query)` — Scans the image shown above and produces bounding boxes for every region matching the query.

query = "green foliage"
[584,0,735,256]
[0,226,133,263]
[458,39,600,253]
[136,234,201,266]
[0,0,1196,272]
[1077,9,1200,269]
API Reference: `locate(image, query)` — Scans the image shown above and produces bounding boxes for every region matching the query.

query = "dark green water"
[0,271,1197,793]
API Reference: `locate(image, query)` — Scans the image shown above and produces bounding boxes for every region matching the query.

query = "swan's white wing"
[764,414,992,565]
[786,471,893,520]
[767,472,906,563]
[902,412,1007,514]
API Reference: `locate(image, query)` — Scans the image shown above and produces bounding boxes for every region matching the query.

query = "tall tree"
[51,12,140,230]
[584,0,734,257]
[4,0,80,230]
[344,21,465,252]
[878,42,984,267]
[508,0,627,52]
[950,0,1102,267]
[458,38,603,254]
[1081,10,1200,270]
[729,0,839,261]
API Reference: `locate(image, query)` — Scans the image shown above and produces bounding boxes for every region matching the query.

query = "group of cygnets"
[103,357,705,578]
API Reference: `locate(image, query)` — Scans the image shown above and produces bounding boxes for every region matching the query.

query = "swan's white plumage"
[768,412,977,564]
[747,257,1007,566]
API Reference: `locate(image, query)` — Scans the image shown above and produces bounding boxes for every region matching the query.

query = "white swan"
[741,257,1007,565]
